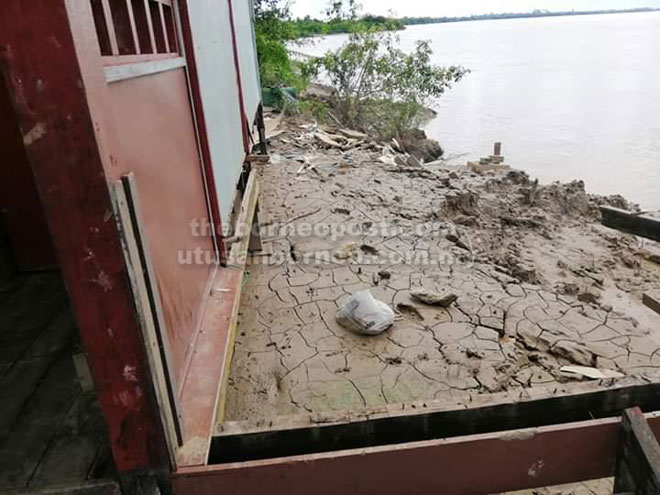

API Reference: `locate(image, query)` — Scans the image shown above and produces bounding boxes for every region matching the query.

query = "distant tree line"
[400,7,660,26]
[289,15,404,37]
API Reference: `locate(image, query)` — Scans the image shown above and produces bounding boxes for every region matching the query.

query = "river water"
[307,12,660,209]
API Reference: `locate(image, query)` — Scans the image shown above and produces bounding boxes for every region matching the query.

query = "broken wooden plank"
[601,206,660,242]
[338,128,368,140]
[245,154,270,163]
[314,132,342,148]
[643,291,660,316]
[615,407,660,494]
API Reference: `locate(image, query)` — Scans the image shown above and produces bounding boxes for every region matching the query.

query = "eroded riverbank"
[224,113,660,423]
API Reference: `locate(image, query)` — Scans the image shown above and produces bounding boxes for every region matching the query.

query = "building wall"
[103,69,215,384]
[70,0,215,391]
[186,0,247,223]
[231,0,262,123]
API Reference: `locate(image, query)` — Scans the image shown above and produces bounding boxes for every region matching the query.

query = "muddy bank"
[224,113,660,423]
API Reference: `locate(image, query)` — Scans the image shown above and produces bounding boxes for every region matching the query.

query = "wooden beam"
[615,408,660,494]
[244,154,269,163]
[174,413,660,495]
[228,170,260,264]
[601,206,660,242]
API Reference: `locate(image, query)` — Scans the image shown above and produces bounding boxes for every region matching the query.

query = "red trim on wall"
[178,0,227,264]
[227,0,250,153]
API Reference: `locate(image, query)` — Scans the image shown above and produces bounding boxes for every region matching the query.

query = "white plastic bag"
[336,290,394,336]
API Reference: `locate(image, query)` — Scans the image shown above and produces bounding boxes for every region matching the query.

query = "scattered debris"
[577,290,602,305]
[445,189,480,216]
[560,366,624,380]
[338,128,368,140]
[359,244,379,255]
[336,290,395,336]
[396,302,424,321]
[500,216,544,229]
[468,161,511,174]
[410,289,458,307]
[314,132,342,148]
[550,341,597,367]
[466,349,485,359]
[334,242,359,260]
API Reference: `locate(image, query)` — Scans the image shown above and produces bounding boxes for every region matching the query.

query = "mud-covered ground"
[224,114,660,424]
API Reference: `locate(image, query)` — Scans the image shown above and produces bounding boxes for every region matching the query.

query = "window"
[91,0,180,59]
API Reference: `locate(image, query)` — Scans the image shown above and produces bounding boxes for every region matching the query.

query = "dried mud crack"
[225,115,660,422]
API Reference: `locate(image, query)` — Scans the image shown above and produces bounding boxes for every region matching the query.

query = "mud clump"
[398,128,443,163]
[410,289,458,307]
[445,189,480,216]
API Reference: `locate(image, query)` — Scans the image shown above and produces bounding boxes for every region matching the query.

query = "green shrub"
[303,29,469,138]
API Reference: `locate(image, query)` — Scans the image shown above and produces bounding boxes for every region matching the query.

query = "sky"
[290,0,660,19]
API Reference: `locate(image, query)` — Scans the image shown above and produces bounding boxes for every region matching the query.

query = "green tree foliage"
[253,0,298,88]
[253,0,402,89]
[303,30,468,137]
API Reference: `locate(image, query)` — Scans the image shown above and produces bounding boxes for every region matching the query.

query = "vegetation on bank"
[255,0,468,139]
[289,15,403,37]
[401,7,660,25]
[302,30,467,138]
[254,0,402,88]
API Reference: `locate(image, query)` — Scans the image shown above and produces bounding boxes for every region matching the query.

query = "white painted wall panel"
[231,0,261,123]
[186,0,245,222]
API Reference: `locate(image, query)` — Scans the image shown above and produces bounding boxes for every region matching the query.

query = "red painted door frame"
[0,0,169,477]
